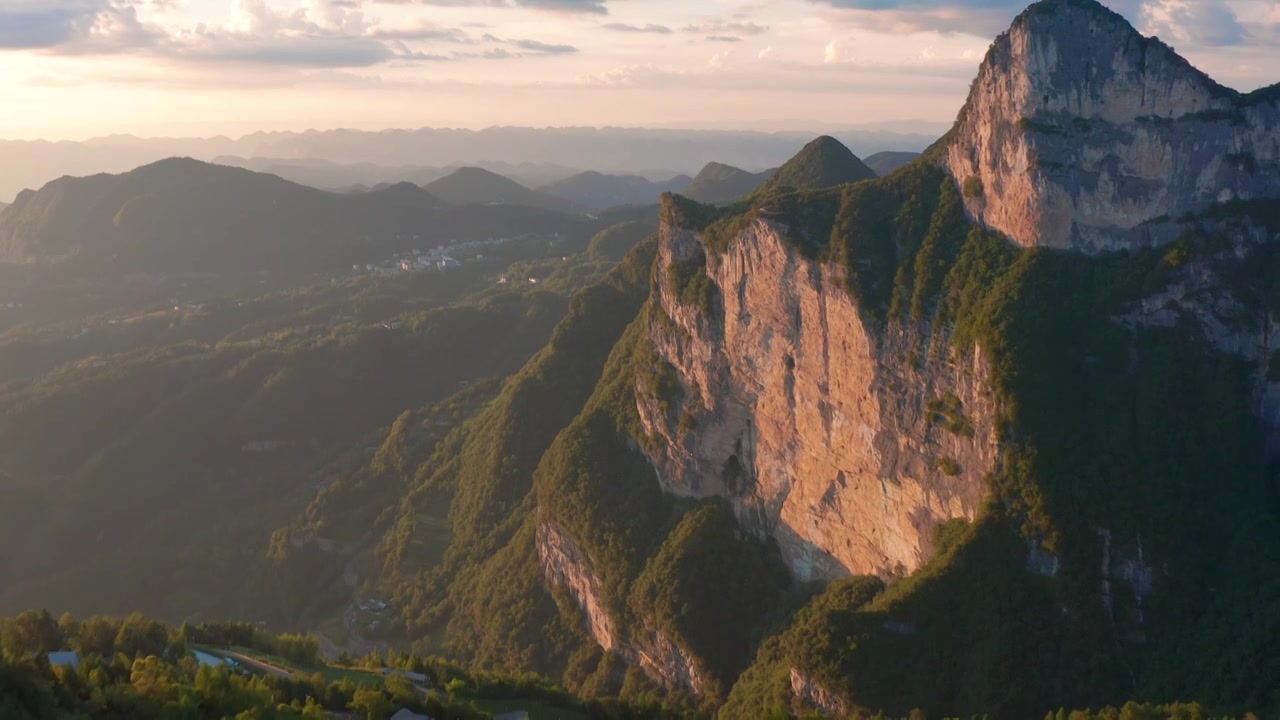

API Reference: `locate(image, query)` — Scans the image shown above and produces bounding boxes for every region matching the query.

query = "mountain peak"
[753,135,876,196]
[423,166,572,212]
[943,0,1280,252]
[682,162,774,204]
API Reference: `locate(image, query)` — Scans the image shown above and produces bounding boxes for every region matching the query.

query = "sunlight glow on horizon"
[0,0,1277,140]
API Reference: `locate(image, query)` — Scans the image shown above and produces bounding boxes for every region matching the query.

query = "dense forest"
[0,611,691,719]
[0,611,1249,719]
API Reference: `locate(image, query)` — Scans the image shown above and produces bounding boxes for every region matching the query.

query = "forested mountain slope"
[302,1,1280,717]
[0,205,658,624]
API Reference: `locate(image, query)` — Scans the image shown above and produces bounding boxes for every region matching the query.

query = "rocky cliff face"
[637,219,998,582]
[536,521,707,695]
[789,668,848,717]
[945,0,1280,252]
[537,522,619,651]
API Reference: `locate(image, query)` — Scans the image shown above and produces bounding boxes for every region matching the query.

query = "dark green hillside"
[424,167,575,213]
[346,238,660,684]
[0,611,682,720]
[587,220,656,263]
[0,289,569,622]
[750,136,877,197]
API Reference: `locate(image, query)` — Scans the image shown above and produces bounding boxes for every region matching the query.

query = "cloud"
[707,35,742,42]
[757,45,773,60]
[368,21,471,42]
[175,33,405,66]
[823,38,853,63]
[0,0,580,68]
[0,1,164,53]
[482,33,578,55]
[810,0,1258,45]
[812,0,1029,36]
[682,20,769,36]
[373,0,607,14]
[579,63,677,86]
[602,23,672,34]
[1144,0,1249,46]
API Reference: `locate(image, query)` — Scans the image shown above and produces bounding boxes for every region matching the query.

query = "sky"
[0,0,1278,140]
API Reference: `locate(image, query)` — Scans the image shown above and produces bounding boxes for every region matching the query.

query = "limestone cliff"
[532,0,1280,705]
[637,217,998,582]
[536,521,707,695]
[944,0,1280,252]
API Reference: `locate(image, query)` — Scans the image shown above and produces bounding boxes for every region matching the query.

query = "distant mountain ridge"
[0,126,941,204]
[0,158,584,273]
[864,151,921,177]
[423,167,574,213]
[538,171,692,211]
[682,162,776,204]
[212,156,590,191]
[750,135,877,196]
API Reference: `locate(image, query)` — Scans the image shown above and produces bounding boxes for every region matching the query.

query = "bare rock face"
[789,668,849,717]
[537,522,618,651]
[536,521,706,695]
[638,219,997,582]
[945,0,1280,252]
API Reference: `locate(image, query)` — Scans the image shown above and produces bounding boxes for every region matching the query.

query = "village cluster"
[352,232,563,276]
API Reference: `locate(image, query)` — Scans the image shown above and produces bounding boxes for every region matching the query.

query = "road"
[220,651,295,680]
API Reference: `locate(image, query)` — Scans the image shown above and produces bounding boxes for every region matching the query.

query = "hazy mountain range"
[0,158,592,274]
[0,126,939,202]
[0,140,916,277]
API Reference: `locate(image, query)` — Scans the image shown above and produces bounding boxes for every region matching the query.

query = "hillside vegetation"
[0,201,655,625]
[750,136,877,197]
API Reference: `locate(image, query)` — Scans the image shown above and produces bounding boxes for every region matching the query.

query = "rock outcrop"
[537,522,619,650]
[944,0,1280,252]
[637,218,997,582]
[536,521,707,695]
[789,668,849,717]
